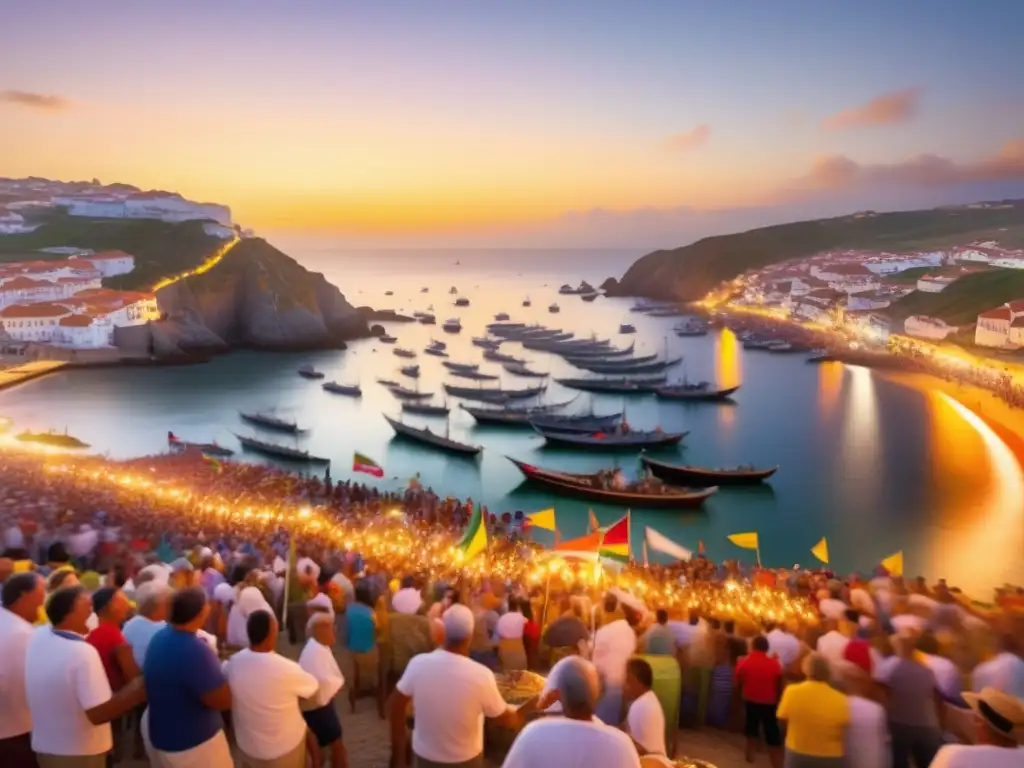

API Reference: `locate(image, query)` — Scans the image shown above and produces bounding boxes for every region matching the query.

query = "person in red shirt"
[87,586,140,762]
[734,634,783,768]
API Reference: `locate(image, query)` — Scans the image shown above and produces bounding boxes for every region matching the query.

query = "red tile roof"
[823,263,874,276]
[59,315,93,327]
[1007,300,1024,313]
[1012,317,1024,329]
[1,276,45,291]
[0,302,71,319]
[978,307,1012,321]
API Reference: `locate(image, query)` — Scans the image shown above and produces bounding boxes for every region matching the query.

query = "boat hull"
[534,427,686,450]
[234,435,328,463]
[384,415,481,456]
[444,384,546,401]
[555,377,665,394]
[654,385,739,402]
[239,413,301,433]
[642,456,777,486]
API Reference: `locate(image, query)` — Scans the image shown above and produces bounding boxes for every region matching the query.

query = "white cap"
[442,604,474,642]
[307,593,334,614]
[213,582,235,605]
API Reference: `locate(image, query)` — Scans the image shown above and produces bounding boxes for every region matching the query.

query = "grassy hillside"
[613,202,1024,301]
[0,212,222,291]
[885,268,1024,325]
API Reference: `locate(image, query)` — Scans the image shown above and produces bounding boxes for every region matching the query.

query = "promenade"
[0,360,66,391]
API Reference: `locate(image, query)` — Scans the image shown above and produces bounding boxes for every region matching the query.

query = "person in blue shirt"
[346,580,383,717]
[142,586,233,767]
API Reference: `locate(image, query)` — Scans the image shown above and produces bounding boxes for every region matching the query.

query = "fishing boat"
[423,345,448,357]
[454,297,470,307]
[389,385,433,401]
[673,318,709,337]
[487,321,529,335]
[16,430,90,449]
[572,356,683,375]
[619,323,636,334]
[420,287,429,293]
[581,292,599,302]
[384,290,394,296]
[378,334,398,344]
[528,411,622,432]
[234,434,329,464]
[519,327,568,340]
[548,303,560,313]
[532,425,686,450]
[483,349,526,365]
[743,338,773,350]
[401,401,450,417]
[297,364,325,379]
[522,296,531,307]
[418,313,436,325]
[449,369,499,381]
[554,376,667,394]
[494,312,510,321]
[383,415,482,456]
[472,336,501,349]
[641,456,778,487]
[167,432,235,457]
[394,347,417,359]
[442,318,462,333]
[645,306,689,317]
[239,411,302,433]
[508,458,716,509]
[400,365,421,379]
[428,339,447,350]
[322,381,362,397]
[503,362,547,378]
[444,383,547,401]
[376,378,400,388]
[442,360,479,372]
[458,396,579,425]
[558,341,637,359]
[654,381,740,401]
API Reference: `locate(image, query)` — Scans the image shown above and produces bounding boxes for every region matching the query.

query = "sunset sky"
[3,0,1024,246]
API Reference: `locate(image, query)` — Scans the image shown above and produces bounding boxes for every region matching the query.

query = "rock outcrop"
[149,238,368,355]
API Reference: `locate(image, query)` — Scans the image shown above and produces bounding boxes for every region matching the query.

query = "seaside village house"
[55,190,233,228]
[974,301,1024,349]
[955,243,1024,269]
[904,315,959,341]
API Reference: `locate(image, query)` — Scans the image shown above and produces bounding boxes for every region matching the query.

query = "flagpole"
[281,532,292,635]
[756,543,762,568]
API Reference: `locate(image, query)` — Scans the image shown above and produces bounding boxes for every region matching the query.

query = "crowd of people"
[0,447,1022,768]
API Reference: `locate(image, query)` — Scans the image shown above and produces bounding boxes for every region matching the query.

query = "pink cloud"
[1,89,71,112]
[821,87,921,131]
[664,124,710,152]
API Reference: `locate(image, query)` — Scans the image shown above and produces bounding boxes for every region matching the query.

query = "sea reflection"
[715,329,740,431]
[839,365,881,492]
[817,361,843,416]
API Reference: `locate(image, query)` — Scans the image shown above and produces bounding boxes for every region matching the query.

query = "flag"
[727,532,759,550]
[203,454,223,473]
[811,537,829,565]
[167,431,180,443]
[881,551,903,577]
[588,509,600,533]
[457,504,487,561]
[526,508,556,531]
[642,540,649,568]
[352,452,384,478]
[644,526,693,561]
[599,512,630,563]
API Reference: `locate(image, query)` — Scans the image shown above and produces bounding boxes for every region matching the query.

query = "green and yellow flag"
[457,505,487,561]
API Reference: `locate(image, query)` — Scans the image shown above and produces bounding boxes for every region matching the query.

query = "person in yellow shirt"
[776,653,849,766]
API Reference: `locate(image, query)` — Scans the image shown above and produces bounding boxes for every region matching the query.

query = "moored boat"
[654,382,739,401]
[522,296,531,307]
[234,434,328,463]
[444,383,546,401]
[619,323,636,334]
[167,432,235,456]
[423,346,448,357]
[503,363,547,378]
[418,313,436,325]
[641,456,778,487]
[449,369,499,381]
[558,341,637,360]
[442,360,479,372]
[454,297,470,307]
[554,376,667,394]
[483,349,526,365]
[529,412,622,432]
[378,334,398,344]
[548,303,560,313]
[394,347,417,358]
[297,364,325,379]
[383,415,482,456]
[442,318,463,333]
[532,425,686,450]
[400,365,421,379]
[673,318,709,337]
[239,411,302,433]
[494,312,510,321]
[508,457,716,509]
[471,336,501,349]
[401,401,450,417]
[376,378,400,388]
[389,385,433,401]
[16,430,90,449]
[572,356,683,375]
[323,381,362,397]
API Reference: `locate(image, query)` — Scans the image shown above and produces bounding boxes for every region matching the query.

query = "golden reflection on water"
[839,366,881,492]
[715,329,740,430]
[817,361,843,416]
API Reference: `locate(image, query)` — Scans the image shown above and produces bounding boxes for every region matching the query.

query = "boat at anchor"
[383,414,482,456]
[239,411,302,433]
[641,456,777,487]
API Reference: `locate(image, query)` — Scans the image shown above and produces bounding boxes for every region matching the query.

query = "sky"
[3,0,1024,248]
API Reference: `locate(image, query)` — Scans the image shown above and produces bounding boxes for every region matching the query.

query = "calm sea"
[3,242,1021,593]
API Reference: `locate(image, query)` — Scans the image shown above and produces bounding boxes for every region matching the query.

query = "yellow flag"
[527,508,557,531]
[727,532,759,550]
[810,537,829,565]
[881,551,903,577]
[588,509,600,532]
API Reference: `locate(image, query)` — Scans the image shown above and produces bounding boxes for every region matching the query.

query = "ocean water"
[3,243,1021,593]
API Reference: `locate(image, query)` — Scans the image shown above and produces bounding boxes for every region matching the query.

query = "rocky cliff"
[149,238,368,355]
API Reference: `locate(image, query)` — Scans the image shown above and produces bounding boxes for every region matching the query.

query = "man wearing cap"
[929,687,1024,767]
[389,603,521,768]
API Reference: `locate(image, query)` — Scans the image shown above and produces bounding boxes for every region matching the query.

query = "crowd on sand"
[0,448,1022,768]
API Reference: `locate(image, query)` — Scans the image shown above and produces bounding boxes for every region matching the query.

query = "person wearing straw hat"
[929,687,1024,767]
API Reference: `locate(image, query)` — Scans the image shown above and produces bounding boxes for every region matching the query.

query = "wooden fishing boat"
[529,412,622,433]
[483,349,526,365]
[17,430,90,449]
[471,336,501,349]
[383,415,482,456]
[389,385,434,401]
[532,425,686,450]
[401,401,450,417]
[323,381,362,397]
[493,312,510,321]
[563,351,657,367]
[442,318,463,333]
[400,365,421,379]
[239,411,302,433]
[418,314,436,325]
[487,321,529,335]
[503,363,547,378]
[573,356,683,375]
[507,457,716,509]
[394,347,417,359]
[654,382,739,402]
[554,376,667,394]
[641,456,778,487]
[444,383,547,401]
[167,432,235,456]
[234,433,329,464]
[458,396,578,424]
[423,346,449,357]
[619,323,636,334]
[558,341,636,359]
[449,369,500,381]
[455,297,470,307]
[376,378,401,388]
[297,364,325,379]
[442,360,479,372]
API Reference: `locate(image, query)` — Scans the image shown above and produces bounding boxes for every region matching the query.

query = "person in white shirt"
[816,617,852,666]
[930,687,1024,768]
[122,581,171,667]
[765,622,801,671]
[503,656,642,768]
[393,576,424,614]
[591,609,639,724]
[834,661,890,768]
[972,635,1024,700]
[390,603,520,767]
[298,613,348,768]
[624,658,667,756]
[496,599,529,671]
[224,608,318,767]
[226,585,272,649]
[26,586,146,766]
[0,572,46,763]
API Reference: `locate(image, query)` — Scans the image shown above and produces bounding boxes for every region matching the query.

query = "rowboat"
[554,376,667,394]
[449,369,500,381]
[383,415,482,456]
[322,381,362,397]
[239,411,302,433]
[401,401,450,417]
[641,456,778,487]
[654,382,739,402]
[483,349,526,365]
[549,303,560,313]
[508,457,716,509]
[532,425,686,450]
[444,383,547,401]
[424,346,449,357]
[573,356,683,375]
[297,364,325,379]
[503,363,547,378]
[389,385,434,401]
[376,378,400,388]
[234,434,329,463]
[442,360,479,372]
[394,347,417,358]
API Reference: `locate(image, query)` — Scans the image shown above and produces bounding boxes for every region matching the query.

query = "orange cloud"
[664,124,710,152]
[821,87,921,131]
[1,89,71,112]
[794,139,1024,190]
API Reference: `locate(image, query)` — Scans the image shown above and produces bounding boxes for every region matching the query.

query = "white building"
[124,192,232,226]
[845,291,893,311]
[973,301,1024,348]
[809,264,881,294]
[65,197,128,218]
[845,311,891,345]
[0,303,71,343]
[0,210,33,234]
[68,250,134,277]
[0,288,159,348]
[904,315,957,341]
[916,275,956,293]
[862,251,944,275]
[202,222,236,239]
